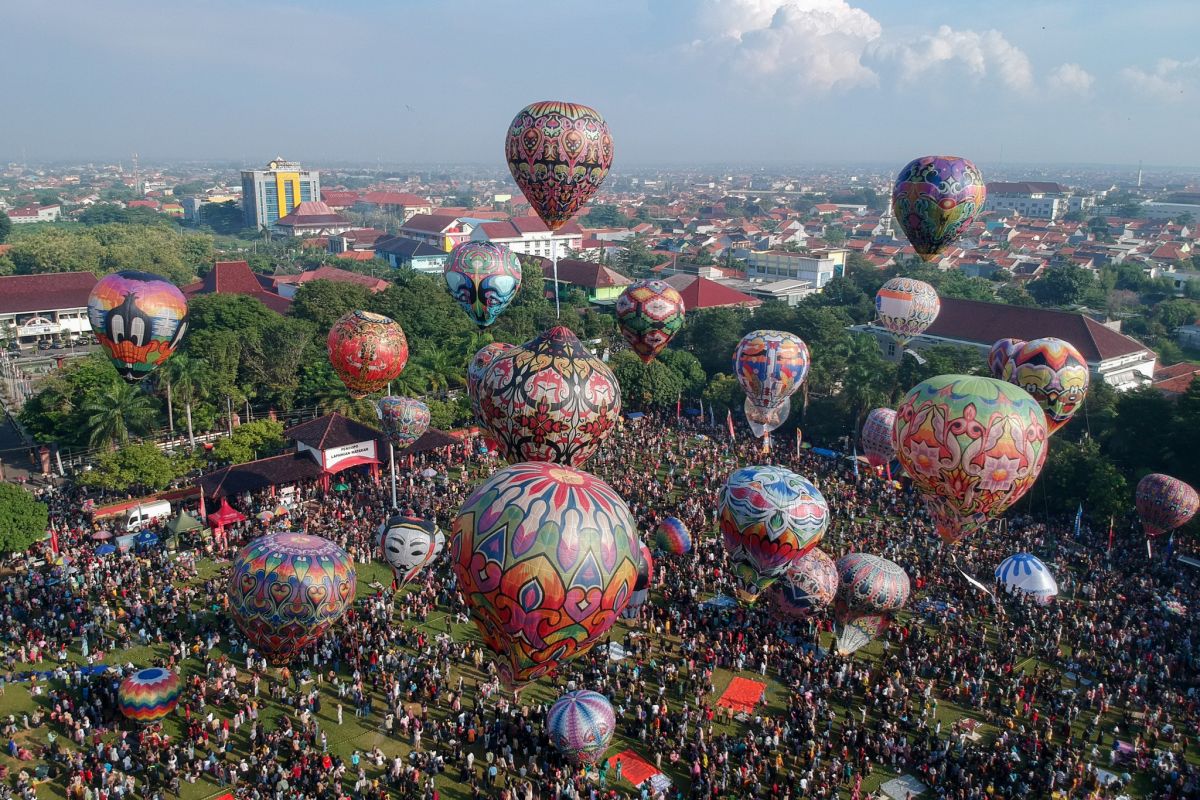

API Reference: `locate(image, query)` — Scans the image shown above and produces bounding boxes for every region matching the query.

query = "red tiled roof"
[923,297,1149,362]
[276,201,349,227]
[362,191,430,207]
[1152,365,1200,396]
[336,251,376,261]
[662,275,762,310]
[128,199,159,209]
[534,257,631,289]
[273,265,389,292]
[320,190,361,208]
[0,271,97,314]
[400,214,464,234]
[183,261,291,314]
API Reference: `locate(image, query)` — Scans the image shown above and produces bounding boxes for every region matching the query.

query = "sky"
[3,0,1199,169]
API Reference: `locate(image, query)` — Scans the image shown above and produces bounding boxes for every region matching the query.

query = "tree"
[1028,264,1104,308]
[238,316,315,409]
[701,373,742,412]
[200,201,247,235]
[292,280,375,334]
[157,353,212,446]
[583,204,631,228]
[680,307,748,376]
[610,351,684,409]
[82,381,159,450]
[0,484,48,553]
[1030,437,1128,520]
[210,420,284,465]
[996,283,1037,307]
[187,293,277,336]
[80,442,187,492]
[657,349,706,397]
[0,211,10,244]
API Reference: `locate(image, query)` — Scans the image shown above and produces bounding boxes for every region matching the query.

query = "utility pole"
[227,396,234,436]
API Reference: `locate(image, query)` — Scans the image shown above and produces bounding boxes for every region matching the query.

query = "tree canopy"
[0,484,49,554]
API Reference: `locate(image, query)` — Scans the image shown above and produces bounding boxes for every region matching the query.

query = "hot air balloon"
[734,330,809,437]
[988,338,1025,379]
[505,101,613,231]
[443,241,523,327]
[467,342,516,423]
[860,408,897,469]
[744,397,791,439]
[327,310,408,399]
[895,376,1048,544]
[227,533,357,663]
[1136,473,1199,537]
[378,515,439,585]
[874,278,940,346]
[892,155,986,262]
[834,553,910,655]
[87,270,189,382]
[654,516,691,555]
[615,279,686,363]
[719,466,829,593]
[451,462,640,687]
[625,544,652,619]
[546,691,616,766]
[770,547,839,620]
[1000,337,1090,436]
[476,326,621,467]
[376,396,430,449]
[117,667,181,723]
[995,553,1058,604]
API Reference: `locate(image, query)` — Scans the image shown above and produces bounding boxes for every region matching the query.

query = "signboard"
[19,322,59,336]
[323,439,376,471]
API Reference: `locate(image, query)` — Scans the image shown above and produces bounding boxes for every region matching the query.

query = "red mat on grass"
[717,677,766,713]
[607,749,660,785]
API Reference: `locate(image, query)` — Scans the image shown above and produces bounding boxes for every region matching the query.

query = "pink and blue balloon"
[1136,473,1198,538]
[546,690,616,766]
[444,241,523,327]
[892,155,986,262]
[860,408,897,469]
[771,547,838,620]
[875,278,940,345]
[377,396,430,449]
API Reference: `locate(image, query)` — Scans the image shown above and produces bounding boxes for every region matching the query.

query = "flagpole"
[387,382,397,511]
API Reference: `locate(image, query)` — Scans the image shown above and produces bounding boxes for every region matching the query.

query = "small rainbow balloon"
[654,516,692,555]
[117,667,181,723]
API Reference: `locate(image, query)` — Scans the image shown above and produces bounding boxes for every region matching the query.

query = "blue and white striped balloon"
[546,690,616,766]
[995,553,1058,604]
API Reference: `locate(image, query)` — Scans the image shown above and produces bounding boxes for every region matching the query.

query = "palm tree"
[414,347,466,396]
[83,382,158,450]
[389,364,430,397]
[313,383,376,422]
[157,354,211,448]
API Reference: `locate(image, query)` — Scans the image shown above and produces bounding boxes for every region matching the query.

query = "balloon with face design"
[1000,337,1090,436]
[444,242,523,327]
[378,515,439,585]
[87,270,189,382]
[227,533,357,663]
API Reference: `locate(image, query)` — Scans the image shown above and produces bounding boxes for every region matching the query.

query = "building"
[373,236,449,273]
[985,182,1094,221]
[241,158,321,230]
[394,214,475,252]
[662,274,762,311]
[1142,202,1200,222]
[0,272,97,347]
[328,228,387,254]
[182,261,291,314]
[854,297,1157,389]
[471,218,583,258]
[532,257,631,304]
[271,265,390,299]
[743,279,818,306]
[358,191,433,222]
[746,249,844,289]
[273,201,353,237]
[181,197,204,221]
[1150,362,1200,398]
[7,204,61,224]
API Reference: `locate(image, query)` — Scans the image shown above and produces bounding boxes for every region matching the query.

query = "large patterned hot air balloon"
[892,156,986,262]
[654,516,691,555]
[770,547,838,620]
[444,241,523,328]
[635,542,653,591]
[468,342,516,422]
[834,553,910,655]
[860,408,897,469]
[117,667,181,723]
[874,278,940,346]
[1136,473,1199,538]
[734,330,809,437]
[227,533,357,663]
[615,280,685,363]
[377,515,439,585]
[988,338,1025,379]
[547,691,616,766]
[87,270,189,382]
[719,466,829,593]
[451,462,640,687]
[995,553,1058,604]
[505,101,613,231]
[744,398,791,439]
[327,310,409,399]
[895,376,1048,544]
[1000,337,1090,436]
[477,326,621,467]
[376,396,430,449]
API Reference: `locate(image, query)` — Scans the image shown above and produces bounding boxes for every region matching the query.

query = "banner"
[726,409,735,440]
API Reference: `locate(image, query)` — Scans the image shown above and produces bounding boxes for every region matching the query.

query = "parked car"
[37,341,51,351]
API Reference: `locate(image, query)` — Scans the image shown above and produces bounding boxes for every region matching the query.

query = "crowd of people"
[0,414,1196,800]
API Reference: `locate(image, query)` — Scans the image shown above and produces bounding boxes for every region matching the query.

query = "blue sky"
[3,0,1198,168]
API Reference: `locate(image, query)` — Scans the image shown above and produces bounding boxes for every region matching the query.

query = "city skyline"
[3,0,1198,168]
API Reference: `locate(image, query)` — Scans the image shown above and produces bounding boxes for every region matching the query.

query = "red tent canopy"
[208,498,247,528]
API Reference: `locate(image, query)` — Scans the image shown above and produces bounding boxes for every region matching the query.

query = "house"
[320,190,361,210]
[853,297,1157,389]
[183,261,291,314]
[374,236,450,274]
[271,266,390,299]
[471,217,583,258]
[328,228,387,254]
[661,275,762,310]
[0,271,97,346]
[358,191,433,222]
[160,203,184,217]
[395,214,474,252]
[532,257,631,304]
[1150,362,1200,398]
[7,204,61,224]
[273,201,353,237]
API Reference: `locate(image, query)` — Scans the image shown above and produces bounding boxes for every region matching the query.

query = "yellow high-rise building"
[241,158,321,230]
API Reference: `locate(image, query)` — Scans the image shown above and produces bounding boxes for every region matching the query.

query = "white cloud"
[1048,63,1094,94]
[697,0,883,93]
[872,24,1034,92]
[1121,57,1199,99]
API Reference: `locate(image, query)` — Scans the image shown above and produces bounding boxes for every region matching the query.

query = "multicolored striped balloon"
[546,690,616,765]
[860,407,897,469]
[1136,473,1199,538]
[892,155,986,262]
[118,667,181,723]
[874,278,940,346]
[654,516,691,555]
[615,279,686,363]
[1001,337,1090,436]
[988,338,1025,380]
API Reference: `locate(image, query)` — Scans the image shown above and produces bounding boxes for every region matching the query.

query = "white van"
[124,500,171,531]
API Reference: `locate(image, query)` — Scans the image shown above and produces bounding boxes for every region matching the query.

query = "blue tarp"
[625,412,646,420]
[811,447,840,458]
[700,594,738,610]
[95,544,116,556]
[684,408,702,416]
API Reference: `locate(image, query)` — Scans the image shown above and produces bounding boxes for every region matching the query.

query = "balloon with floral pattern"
[88,270,189,383]
[451,462,640,687]
[444,241,523,328]
[895,375,1048,544]
[376,396,430,449]
[467,342,515,423]
[860,407,898,469]
[892,155,986,262]
[615,279,686,363]
[1136,473,1198,538]
[1000,337,1090,436]
[874,278,940,346]
[327,310,408,399]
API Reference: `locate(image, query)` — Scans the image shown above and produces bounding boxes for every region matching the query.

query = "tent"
[166,513,204,534]
[96,544,116,556]
[135,530,159,547]
[208,499,247,529]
